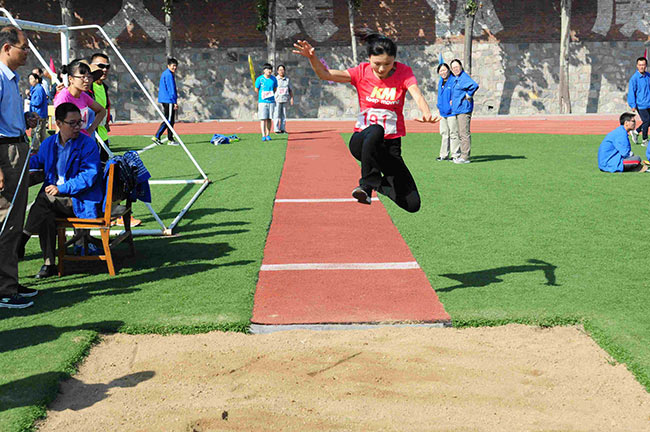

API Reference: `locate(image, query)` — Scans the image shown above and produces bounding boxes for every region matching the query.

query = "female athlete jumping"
[293,29,438,212]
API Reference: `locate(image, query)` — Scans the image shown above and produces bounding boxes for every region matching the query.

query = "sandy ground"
[37,325,650,432]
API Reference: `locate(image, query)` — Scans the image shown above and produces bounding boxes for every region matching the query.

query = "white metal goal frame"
[0,8,211,236]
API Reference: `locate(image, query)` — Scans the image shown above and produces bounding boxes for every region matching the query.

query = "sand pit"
[37,325,650,431]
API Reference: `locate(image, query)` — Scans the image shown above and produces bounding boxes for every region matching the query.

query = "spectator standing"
[273,64,293,134]
[53,59,106,138]
[28,72,48,152]
[152,57,179,146]
[32,67,50,96]
[435,62,459,161]
[88,52,112,161]
[0,26,39,308]
[627,57,650,146]
[255,63,277,141]
[450,59,479,164]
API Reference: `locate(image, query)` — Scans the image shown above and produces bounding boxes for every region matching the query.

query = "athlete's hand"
[413,114,440,123]
[45,184,59,196]
[292,40,315,58]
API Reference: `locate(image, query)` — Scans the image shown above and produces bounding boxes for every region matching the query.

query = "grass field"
[1,130,649,431]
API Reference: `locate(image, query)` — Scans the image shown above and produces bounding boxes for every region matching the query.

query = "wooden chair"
[56,163,135,276]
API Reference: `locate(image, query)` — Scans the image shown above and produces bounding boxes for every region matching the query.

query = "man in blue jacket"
[627,57,650,146]
[152,57,179,146]
[598,112,646,173]
[17,102,102,278]
[450,59,479,164]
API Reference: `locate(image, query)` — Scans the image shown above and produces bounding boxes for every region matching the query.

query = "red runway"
[250,129,450,326]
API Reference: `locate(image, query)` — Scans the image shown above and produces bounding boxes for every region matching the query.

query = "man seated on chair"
[598,112,647,173]
[17,102,103,278]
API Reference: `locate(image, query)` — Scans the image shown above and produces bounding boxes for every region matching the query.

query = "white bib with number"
[276,87,288,95]
[355,108,398,135]
[261,90,274,100]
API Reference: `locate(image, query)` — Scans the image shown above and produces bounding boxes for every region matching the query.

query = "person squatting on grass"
[449,59,479,164]
[293,29,438,213]
[152,57,179,146]
[273,64,293,134]
[627,57,650,146]
[435,62,459,161]
[598,112,647,173]
[17,103,103,279]
[255,63,278,141]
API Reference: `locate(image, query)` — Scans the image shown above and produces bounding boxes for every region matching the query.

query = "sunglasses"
[94,63,110,70]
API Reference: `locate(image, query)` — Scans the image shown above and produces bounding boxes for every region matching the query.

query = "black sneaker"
[17,284,38,297]
[0,294,34,309]
[35,265,57,279]
[352,186,372,205]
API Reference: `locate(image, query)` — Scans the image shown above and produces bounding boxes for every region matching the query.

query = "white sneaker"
[630,130,640,144]
[151,136,163,145]
[453,157,470,164]
[167,140,180,146]
[642,139,648,147]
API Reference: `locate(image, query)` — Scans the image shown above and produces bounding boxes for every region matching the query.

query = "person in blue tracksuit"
[436,62,458,161]
[598,112,645,173]
[153,57,179,146]
[18,103,103,278]
[28,72,48,152]
[627,57,650,146]
[450,59,479,164]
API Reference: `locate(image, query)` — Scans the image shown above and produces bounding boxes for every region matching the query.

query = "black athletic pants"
[348,124,420,213]
[636,108,650,140]
[155,103,176,141]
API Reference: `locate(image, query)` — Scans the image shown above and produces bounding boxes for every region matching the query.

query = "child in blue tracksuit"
[153,57,179,146]
[450,59,479,164]
[28,72,48,152]
[255,63,278,141]
[627,57,650,146]
[436,63,458,161]
[598,112,644,172]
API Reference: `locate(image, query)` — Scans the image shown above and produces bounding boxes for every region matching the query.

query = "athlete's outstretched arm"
[293,40,351,83]
[408,84,439,123]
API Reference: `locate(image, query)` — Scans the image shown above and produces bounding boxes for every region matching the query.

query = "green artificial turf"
[356,132,650,392]
[0,133,287,431]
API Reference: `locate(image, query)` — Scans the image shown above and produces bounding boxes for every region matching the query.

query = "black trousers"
[155,103,176,141]
[637,108,650,140]
[348,124,420,213]
[24,190,74,265]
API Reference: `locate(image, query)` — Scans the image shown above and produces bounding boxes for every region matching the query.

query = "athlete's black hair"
[437,63,450,73]
[28,72,41,83]
[450,59,463,69]
[636,57,647,65]
[620,112,636,125]
[262,63,273,71]
[55,102,81,122]
[167,57,178,66]
[277,64,286,71]
[0,26,21,49]
[91,52,109,62]
[355,28,397,58]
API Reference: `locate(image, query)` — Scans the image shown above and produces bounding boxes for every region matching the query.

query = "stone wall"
[20,40,638,122]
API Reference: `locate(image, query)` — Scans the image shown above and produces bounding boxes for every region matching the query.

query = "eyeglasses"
[61,119,83,128]
[93,63,110,70]
[11,44,30,52]
[71,74,92,81]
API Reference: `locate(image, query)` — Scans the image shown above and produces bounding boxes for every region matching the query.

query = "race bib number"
[276,87,288,96]
[355,108,398,135]
[261,90,274,100]
[80,106,94,131]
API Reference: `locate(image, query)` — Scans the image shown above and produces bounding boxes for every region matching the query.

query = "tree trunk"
[347,0,357,65]
[463,11,475,74]
[59,0,77,59]
[266,0,277,66]
[165,11,173,58]
[559,0,572,114]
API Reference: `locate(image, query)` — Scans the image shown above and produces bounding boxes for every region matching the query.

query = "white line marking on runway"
[260,262,420,271]
[275,198,380,203]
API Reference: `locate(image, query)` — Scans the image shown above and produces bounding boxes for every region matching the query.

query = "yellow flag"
[248,55,255,87]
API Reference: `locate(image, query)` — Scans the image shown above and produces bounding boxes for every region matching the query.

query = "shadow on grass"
[0,321,123,354]
[438,259,558,292]
[0,370,154,413]
[469,154,527,163]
